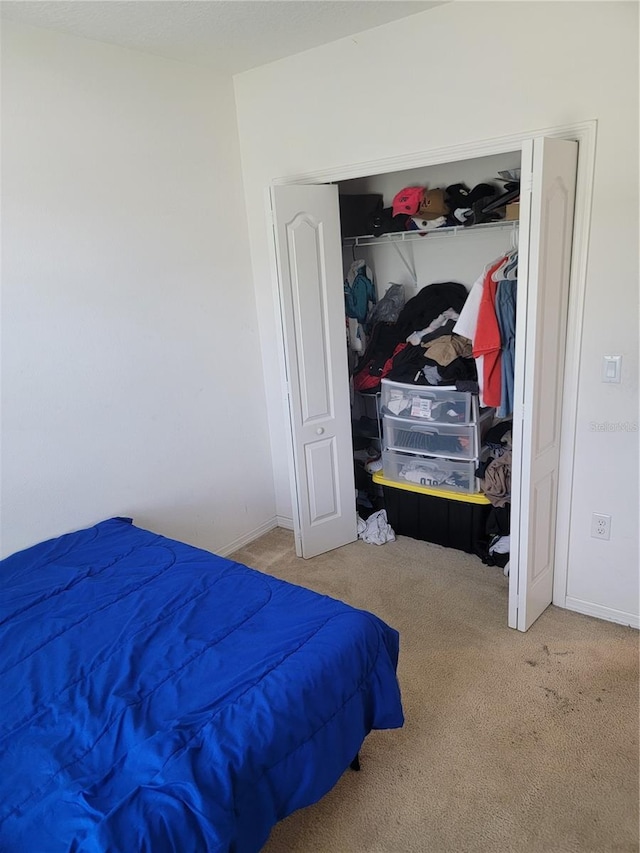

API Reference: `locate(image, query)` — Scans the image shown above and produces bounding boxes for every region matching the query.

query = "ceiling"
[0,1,442,75]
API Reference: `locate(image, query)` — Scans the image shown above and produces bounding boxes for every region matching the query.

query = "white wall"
[234,1,639,624]
[1,21,276,557]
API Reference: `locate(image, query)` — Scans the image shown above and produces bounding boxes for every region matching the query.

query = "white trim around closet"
[271,119,598,614]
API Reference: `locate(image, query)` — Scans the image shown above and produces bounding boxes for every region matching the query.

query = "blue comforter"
[0,518,403,852]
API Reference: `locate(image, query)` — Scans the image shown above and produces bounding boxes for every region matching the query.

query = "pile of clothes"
[357,509,396,545]
[353,281,478,394]
[476,420,512,570]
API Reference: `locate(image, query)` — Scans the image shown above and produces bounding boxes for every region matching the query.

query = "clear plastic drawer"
[383,415,480,460]
[381,379,474,424]
[382,449,479,494]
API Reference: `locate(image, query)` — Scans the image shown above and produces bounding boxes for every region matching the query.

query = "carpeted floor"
[232,528,639,853]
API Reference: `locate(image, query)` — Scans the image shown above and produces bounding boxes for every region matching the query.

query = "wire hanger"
[503,253,519,281]
[491,227,519,281]
[488,249,511,280]
[491,251,515,282]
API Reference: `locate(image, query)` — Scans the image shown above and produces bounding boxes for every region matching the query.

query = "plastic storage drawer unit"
[381,379,473,424]
[383,415,480,460]
[373,471,491,554]
[382,449,478,494]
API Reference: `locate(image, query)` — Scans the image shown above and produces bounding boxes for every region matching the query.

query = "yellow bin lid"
[372,470,491,505]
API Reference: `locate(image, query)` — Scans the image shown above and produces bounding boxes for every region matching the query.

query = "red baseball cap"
[392,186,425,217]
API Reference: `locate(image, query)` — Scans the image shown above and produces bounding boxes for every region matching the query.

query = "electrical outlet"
[591,513,611,540]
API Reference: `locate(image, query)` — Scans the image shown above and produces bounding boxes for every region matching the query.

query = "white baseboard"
[218,517,279,557]
[218,516,295,557]
[564,596,639,630]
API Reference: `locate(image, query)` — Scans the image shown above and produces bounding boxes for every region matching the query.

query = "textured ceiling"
[0,1,442,75]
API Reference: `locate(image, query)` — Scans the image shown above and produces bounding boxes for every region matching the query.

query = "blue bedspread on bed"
[0,518,403,852]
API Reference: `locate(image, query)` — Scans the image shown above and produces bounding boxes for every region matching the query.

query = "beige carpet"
[232,528,639,853]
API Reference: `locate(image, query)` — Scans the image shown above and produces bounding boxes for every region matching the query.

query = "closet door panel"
[509,137,578,631]
[271,184,357,558]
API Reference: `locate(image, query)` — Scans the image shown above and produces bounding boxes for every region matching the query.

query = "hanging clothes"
[453,272,486,403]
[473,257,506,409]
[344,260,376,323]
[455,256,507,407]
[454,247,518,413]
[495,278,517,418]
[344,260,376,354]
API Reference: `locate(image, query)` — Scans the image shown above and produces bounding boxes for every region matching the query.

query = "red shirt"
[472,258,506,408]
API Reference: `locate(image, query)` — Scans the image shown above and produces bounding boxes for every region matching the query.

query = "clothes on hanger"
[454,258,503,406]
[454,248,518,414]
[344,260,376,323]
[495,279,517,418]
[347,316,366,354]
[344,260,376,353]
[473,257,507,408]
[453,271,490,404]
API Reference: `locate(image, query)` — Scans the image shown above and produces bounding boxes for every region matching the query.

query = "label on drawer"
[410,397,433,419]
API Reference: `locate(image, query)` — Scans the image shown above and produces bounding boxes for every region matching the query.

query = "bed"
[0,517,403,852]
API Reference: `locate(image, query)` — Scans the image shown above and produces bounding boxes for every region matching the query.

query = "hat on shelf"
[417,188,449,220]
[407,215,448,232]
[445,182,500,226]
[371,207,411,236]
[391,186,425,217]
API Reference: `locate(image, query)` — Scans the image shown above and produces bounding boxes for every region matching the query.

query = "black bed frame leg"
[350,753,361,771]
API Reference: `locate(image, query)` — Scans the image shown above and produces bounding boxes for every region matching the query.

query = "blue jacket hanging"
[344,260,376,324]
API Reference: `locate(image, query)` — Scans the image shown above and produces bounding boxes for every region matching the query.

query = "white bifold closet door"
[509,137,578,631]
[270,184,357,559]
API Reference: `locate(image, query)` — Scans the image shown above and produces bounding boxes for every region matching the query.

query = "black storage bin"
[381,483,491,554]
[339,193,383,238]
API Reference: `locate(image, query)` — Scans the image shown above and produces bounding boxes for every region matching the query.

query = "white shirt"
[454,274,486,406]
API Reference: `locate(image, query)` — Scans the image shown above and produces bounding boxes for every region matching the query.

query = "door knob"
[316,427,324,435]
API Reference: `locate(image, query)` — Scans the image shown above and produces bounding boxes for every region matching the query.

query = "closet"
[270,137,578,631]
[339,152,520,544]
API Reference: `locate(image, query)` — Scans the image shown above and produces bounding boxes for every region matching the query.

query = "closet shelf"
[343,219,519,248]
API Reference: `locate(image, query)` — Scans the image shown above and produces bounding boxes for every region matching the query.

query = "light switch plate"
[602,355,622,383]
